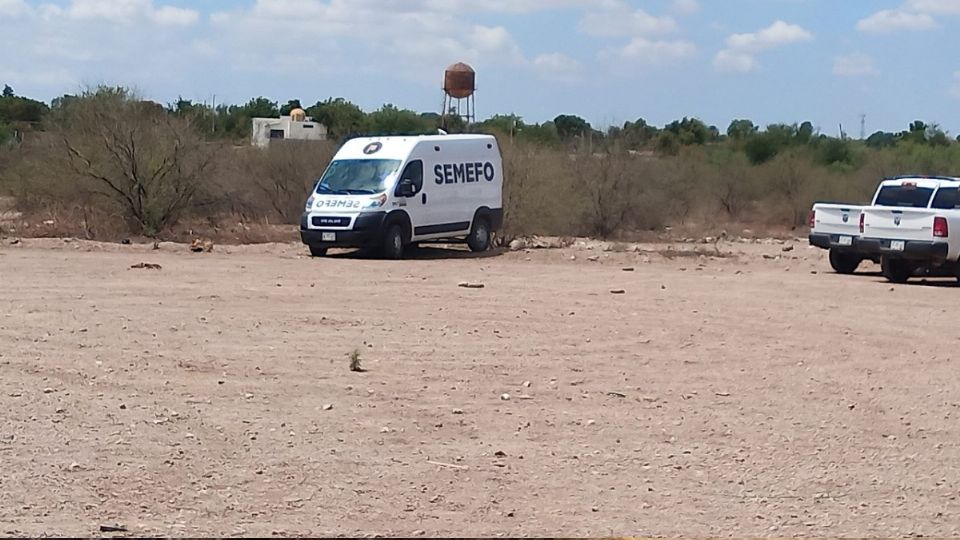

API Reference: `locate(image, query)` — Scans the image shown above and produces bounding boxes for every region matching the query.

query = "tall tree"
[727,119,757,140]
[366,104,434,135]
[2,85,13,98]
[306,97,367,140]
[553,114,591,140]
[280,99,303,116]
[664,117,710,145]
[0,93,49,123]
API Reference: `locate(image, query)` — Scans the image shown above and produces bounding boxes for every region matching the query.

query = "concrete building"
[251,108,327,147]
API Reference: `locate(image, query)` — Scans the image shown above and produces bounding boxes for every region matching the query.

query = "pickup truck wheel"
[828,250,861,274]
[467,218,491,253]
[309,245,327,257]
[381,223,405,260]
[881,256,913,284]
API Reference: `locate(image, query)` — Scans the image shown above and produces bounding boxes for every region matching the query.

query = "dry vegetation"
[4,89,960,244]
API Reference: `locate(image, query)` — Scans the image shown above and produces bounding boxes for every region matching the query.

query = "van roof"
[348,133,496,143]
[335,133,500,160]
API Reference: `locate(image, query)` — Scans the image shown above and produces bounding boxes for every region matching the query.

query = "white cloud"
[208,0,534,81]
[905,0,960,15]
[533,53,582,82]
[59,0,199,25]
[424,0,589,14]
[713,50,757,73]
[0,0,203,99]
[951,71,960,99]
[152,6,199,26]
[833,53,879,77]
[603,37,696,65]
[857,9,937,32]
[576,0,693,70]
[726,20,813,53]
[714,20,812,73]
[670,0,700,15]
[855,0,960,33]
[0,0,29,16]
[579,0,676,37]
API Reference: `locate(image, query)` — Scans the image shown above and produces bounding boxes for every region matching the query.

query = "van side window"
[395,160,423,196]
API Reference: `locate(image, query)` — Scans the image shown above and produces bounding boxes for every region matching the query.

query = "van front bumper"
[857,238,949,261]
[300,212,387,249]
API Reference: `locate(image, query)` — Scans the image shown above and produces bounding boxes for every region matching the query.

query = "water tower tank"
[444,62,475,99]
[290,108,307,122]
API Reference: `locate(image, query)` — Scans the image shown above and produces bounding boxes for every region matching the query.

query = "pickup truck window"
[932,187,960,209]
[874,186,934,208]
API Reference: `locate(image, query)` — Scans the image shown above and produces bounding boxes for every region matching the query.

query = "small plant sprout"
[348,349,363,372]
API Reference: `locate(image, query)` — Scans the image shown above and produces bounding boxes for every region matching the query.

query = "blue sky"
[1,0,959,136]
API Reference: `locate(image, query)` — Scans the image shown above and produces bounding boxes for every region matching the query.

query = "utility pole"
[211,94,216,134]
[860,114,866,140]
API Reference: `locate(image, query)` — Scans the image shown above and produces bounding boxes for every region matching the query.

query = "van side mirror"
[398,180,416,197]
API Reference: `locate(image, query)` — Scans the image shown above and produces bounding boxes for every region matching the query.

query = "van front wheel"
[467,218,491,252]
[309,245,327,257]
[381,224,405,260]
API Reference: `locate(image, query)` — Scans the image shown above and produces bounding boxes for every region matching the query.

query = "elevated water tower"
[441,62,476,129]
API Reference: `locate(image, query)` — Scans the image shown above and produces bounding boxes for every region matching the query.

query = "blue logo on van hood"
[363,142,382,155]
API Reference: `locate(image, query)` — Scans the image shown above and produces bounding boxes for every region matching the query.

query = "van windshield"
[316,159,401,195]
[874,185,935,208]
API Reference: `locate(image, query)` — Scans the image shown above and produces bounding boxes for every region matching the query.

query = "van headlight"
[366,194,387,208]
[305,196,315,211]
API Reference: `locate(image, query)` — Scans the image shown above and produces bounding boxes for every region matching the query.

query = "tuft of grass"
[348,349,364,372]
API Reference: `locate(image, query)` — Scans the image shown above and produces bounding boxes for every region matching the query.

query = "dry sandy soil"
[2,236,960,537]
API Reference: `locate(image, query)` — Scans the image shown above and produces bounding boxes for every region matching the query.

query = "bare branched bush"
[501,142,582,238]
[51,87,216,236]
[573,150,635,238]
[765,150,815,227]
[706,150,754,219]
[228,140,336,224]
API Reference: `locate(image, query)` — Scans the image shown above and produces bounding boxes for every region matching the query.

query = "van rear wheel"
[828,250,861,274]
[381,224,405,260]
[881,256,913,284]
[467,218,491,253]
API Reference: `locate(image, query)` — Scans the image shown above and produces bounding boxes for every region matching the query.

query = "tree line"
[4,84,957,164]
[3,84,960,242]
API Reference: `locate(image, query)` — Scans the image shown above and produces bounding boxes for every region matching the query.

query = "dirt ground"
[2,236,960,538]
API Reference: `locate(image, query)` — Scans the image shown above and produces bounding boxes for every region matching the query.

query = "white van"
[300,134,504,259]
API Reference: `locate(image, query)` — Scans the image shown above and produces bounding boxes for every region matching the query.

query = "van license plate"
[839,236,853,246]
[322,232,336,242]
[891,240,905,251]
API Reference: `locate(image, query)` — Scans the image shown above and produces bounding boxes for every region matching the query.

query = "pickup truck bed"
[808,203,877,274]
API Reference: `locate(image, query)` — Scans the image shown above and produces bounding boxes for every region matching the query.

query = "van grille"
[312,216,351,227]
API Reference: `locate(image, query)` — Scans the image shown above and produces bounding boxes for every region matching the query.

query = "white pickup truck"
[858,176,960,283]
[808,202,878,274]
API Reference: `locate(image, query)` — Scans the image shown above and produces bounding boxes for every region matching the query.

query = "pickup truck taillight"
[934,217,949,238]
[859,212,865,234]
[808,210,816,229]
